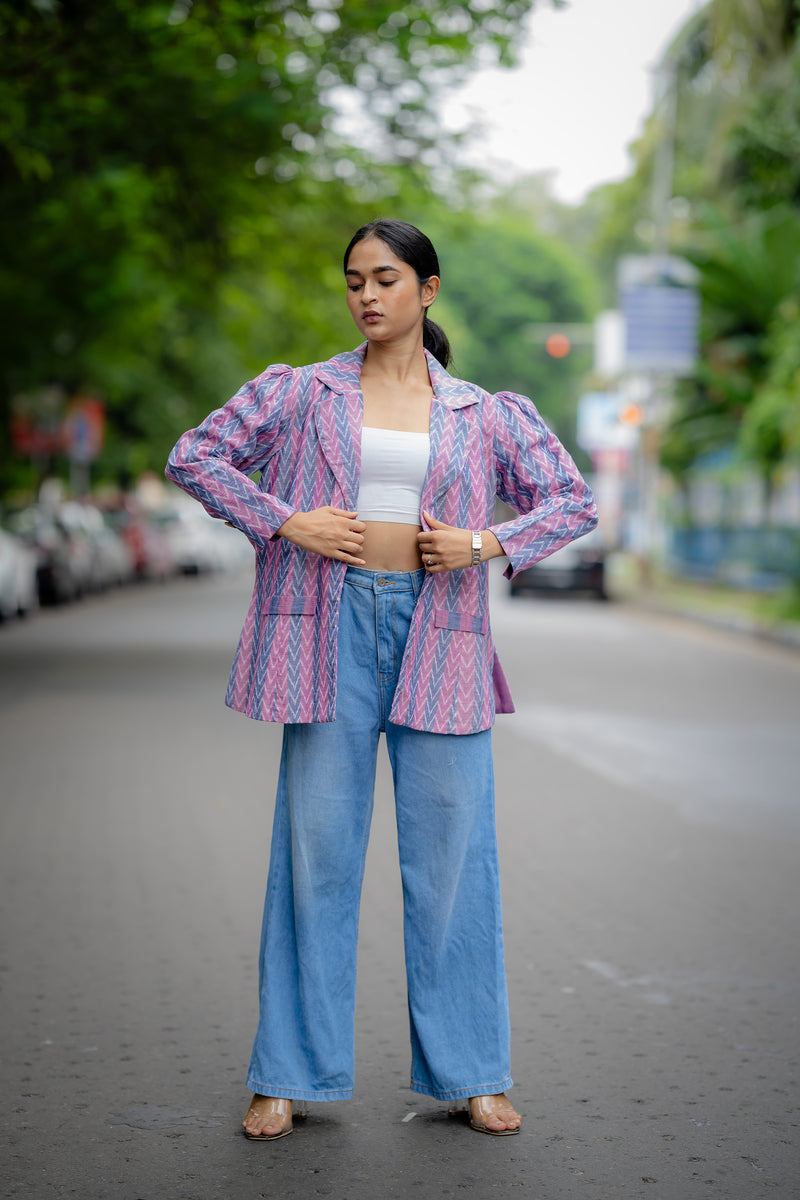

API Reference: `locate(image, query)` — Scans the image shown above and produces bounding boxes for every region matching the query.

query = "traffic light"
[545,332,571,358]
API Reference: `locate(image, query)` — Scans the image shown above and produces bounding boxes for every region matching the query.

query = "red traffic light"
[545,333,571,358]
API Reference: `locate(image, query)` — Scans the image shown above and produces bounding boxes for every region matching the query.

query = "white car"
[0,528,39,620]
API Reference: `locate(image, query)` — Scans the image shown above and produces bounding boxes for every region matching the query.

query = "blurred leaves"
[426,208,596,435]
[578,0,800,488]
[0,0,548,490]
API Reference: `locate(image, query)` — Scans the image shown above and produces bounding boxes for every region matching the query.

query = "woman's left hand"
[419,512,505,572]
[417,512,473,573]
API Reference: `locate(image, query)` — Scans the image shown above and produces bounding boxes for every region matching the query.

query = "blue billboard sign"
[619,255,699,375]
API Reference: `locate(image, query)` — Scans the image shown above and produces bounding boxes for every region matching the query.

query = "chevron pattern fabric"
[166,345,598,734]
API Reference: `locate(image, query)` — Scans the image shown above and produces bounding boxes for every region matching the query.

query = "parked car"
[103,498,175,582]
[0,527,39,621]
[58,501,135,591]
[155,497,250,575]
[509,528,607,600]
[6,505,83,604]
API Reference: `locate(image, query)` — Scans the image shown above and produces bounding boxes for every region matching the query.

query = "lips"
[362,310,381,321]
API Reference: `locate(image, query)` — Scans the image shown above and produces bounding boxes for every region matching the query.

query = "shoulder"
[426,353,490,410]
[492,389,547,430]
[248,359,325,407]
[312,346,366,392]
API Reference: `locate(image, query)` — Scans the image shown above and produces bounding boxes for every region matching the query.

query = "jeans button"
[377,576,388,587]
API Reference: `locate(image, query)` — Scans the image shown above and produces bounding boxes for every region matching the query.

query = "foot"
[468,1093,521,1135]
[242,1095,294,1140]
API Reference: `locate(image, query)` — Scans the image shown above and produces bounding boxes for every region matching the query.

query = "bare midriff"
[359,521,423,572]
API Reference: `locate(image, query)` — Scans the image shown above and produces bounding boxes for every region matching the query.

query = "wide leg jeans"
[246,566,512,1103]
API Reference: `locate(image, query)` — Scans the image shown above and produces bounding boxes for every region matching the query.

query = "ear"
[421,275,440,309]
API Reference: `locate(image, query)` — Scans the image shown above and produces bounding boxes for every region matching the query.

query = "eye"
[347,283,362,292]
[379,281,396,287]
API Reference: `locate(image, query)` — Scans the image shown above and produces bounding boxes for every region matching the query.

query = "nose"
[362,279,378,305]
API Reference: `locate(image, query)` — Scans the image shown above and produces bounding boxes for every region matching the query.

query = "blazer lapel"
[421,354,480,516]
[312,346,479,516]
[313,349,364,509]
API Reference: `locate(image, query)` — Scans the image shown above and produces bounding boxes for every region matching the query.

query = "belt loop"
[410,568,423,600]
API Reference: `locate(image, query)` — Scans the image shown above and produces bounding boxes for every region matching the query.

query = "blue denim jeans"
[246,566,512,1102]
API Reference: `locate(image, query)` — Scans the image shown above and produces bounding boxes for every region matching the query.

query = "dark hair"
[343,218,452,369]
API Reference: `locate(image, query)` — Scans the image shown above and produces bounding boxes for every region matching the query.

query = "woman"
[166,218,597,1140]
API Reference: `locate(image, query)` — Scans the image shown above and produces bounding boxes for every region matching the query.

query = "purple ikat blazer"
[165,344,598,734]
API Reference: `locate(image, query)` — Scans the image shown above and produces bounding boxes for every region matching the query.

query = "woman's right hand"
[277,507,366,564]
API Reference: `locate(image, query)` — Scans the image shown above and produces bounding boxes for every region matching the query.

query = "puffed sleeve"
[165,364,299,550]
[488,390,598,579]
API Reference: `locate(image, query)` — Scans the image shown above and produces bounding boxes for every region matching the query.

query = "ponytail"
[423,313,451,370]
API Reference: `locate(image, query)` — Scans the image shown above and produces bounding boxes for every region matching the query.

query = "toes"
[468,1093,521,1132]
[243,1095,292,1137]
[484,1112,519,1131]
[243,1118,284,1136]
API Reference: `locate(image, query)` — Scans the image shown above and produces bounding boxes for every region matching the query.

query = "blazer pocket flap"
[434,606,487,634]
[265,594,317,615]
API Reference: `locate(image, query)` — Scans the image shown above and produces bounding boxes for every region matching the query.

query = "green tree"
[575,0,800,491]
[741,295,800,490]
[1,0,546,492]
[422,209,596,438]
[660,206,800,487]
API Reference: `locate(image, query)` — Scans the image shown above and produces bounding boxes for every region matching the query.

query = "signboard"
[577,392,638,454]
[64,396,105,464]
[10,386,65,457]
[619,255,699,375]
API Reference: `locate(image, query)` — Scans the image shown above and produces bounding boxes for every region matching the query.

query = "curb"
[626,595,800,652]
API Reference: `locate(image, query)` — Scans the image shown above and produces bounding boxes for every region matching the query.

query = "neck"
[361,330,429,384]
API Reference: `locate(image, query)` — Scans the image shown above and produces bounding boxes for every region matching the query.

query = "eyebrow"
[345,265,400,276]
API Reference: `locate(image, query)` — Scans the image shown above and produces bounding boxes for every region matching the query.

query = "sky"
[442,0,705,204]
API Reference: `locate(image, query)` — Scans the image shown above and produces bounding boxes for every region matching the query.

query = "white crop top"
[356,426,430,524]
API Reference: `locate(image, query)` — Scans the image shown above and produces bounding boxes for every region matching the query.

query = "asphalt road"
[1,567,798,1200]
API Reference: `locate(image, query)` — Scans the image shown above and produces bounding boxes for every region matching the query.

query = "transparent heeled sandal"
[242,1096,308,1141]
[448,1093,521,1136]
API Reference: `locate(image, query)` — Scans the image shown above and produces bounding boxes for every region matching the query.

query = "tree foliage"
[580,0,800,487]
[424,208,595,436]
[1,0,547,492]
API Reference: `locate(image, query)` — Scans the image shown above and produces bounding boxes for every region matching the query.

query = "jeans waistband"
[344,565,425,597]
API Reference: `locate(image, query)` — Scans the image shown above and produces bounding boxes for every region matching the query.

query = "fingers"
[332,512,365,563]
[329,508,366,531]
[329,511,365,558]
[419,525,473,572]
[279,508,367,562]
[335,537,366,564]
[422,509,448,529]
[329,508,366,545]
[422,547,446,572]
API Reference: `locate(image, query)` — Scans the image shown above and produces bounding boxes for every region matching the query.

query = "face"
[345,236,440,344]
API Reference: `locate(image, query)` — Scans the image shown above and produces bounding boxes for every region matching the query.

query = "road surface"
[1,567,797,1199]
